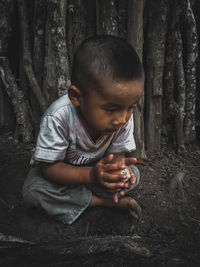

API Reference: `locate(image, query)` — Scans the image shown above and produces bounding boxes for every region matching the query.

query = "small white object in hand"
[120,169,131,182]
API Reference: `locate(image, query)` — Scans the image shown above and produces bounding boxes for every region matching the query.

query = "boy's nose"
[112,112,127,127]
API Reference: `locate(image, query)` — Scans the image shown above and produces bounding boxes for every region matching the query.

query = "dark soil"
[0,134,200,266]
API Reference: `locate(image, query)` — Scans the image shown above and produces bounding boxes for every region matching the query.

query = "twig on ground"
[0,198,12,209]
[0,233,34,244]
[169,171,186,202]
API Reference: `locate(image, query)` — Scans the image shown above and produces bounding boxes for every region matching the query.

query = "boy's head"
[68,35,144,141]
[71,35,144,92]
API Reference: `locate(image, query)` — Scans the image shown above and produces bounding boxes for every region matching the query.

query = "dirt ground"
[0,133,200,266]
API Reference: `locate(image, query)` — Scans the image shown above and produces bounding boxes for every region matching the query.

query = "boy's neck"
[76,108,101,143]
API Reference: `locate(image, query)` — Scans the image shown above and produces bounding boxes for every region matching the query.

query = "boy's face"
[70,78,143,141]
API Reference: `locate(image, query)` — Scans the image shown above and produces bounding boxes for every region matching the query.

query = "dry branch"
[0,235,152,265]
[169,171,186,201]
[0,57,33,143]
[0,233,34,245]
[17,0,48,113]
[47,236,151,257]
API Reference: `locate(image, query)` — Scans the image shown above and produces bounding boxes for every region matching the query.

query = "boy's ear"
[68,85,82,107]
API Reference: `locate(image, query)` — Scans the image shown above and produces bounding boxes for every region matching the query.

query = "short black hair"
[71,35,144,91]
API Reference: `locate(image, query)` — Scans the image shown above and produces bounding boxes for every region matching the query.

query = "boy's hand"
[109,153,137,185]
[91,154,137,194]
[106,154,137,203]
[91,154,129,192]
[112,167,137,203]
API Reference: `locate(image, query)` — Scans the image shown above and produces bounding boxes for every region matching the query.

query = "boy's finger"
[125,157,137,166]
[104,181,125,191]
[119,190,125,196]
[103,173,127,183]
[129,202,142,219]
[105,163,126,172]
[113,192,118,203]
[102,154,114,164]
[134,202,142,216]
[130,173,136,184]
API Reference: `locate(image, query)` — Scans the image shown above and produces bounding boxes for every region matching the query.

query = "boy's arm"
[40,156,131,190]
[40,161,93,185]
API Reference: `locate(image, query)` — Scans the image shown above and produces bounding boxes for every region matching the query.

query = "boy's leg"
[89,194,141,219]
[22,166,92,225]
[23,165,140,224]
[87,164,141,219]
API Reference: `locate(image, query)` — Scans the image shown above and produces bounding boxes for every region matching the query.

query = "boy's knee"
[130,165,140,186]
[22,186,40,207]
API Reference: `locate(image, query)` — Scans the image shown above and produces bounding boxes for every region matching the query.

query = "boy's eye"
[104,105,134,113]
[104,108,118,113]
[128,105,134,110]
[103,106,120,112]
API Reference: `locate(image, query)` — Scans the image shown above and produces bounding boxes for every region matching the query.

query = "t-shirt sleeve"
[106,114,136,154]
[33,115,69,163]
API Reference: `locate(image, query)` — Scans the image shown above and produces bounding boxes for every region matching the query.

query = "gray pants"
[22,165,140,225]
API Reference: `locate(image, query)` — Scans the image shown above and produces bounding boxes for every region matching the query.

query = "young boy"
[22,35,144,225]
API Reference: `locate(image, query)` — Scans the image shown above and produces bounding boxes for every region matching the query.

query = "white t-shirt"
[32,94,136,166]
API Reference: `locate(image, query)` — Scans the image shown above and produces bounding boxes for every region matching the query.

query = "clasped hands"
[91,153,137,203]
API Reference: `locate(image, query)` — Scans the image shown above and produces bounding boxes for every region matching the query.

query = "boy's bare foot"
[117,197,141,219]
[89,195,141,219]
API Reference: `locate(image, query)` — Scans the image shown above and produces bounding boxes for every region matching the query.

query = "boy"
[22,35,144,225]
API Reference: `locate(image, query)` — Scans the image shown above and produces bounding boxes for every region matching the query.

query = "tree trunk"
[144,0,168,153]
[0,58,33,143]
[1,0,200,148]
[0,0,33,142]
[42,0,71,104]
[0,83,15,133]
[175,31,186,121]
[0,0,14,132]
[116,0,127,39]
[0,86,4,128]
[17,0,48,113]
[96,0,119,36]
[32,0,46,87]
[163,0,185,152]
[180,0,198,143]
[127,0,145,158]
[67,0,87,72]
[194,0,200,140]
[86,0,96,38]
[31,0,47,132]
